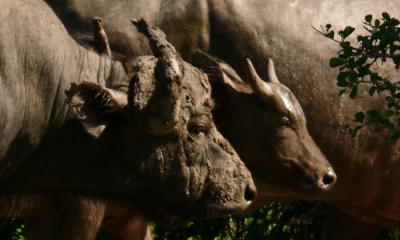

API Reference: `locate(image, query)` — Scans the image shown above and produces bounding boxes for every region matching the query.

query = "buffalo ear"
[192,50,253,94]
[65,82,128,138]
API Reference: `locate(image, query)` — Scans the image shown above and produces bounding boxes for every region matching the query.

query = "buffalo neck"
[0,46,131,195]
[0,0,133,199]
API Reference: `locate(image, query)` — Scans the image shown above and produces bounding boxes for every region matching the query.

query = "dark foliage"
[153,201,324,240]
[1,201,400,239]
[0,219,24,240]
[317,12,400,138]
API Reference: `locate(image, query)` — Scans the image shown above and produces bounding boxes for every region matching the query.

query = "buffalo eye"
[280,116,291,127]
[188,117,211,137]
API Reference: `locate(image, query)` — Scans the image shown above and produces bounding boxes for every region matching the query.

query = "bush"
[1,201,400,239]
[0,219,25,240]
[153,201,324,240]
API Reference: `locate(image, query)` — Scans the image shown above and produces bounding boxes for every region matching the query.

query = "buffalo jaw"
[198,129,257,217]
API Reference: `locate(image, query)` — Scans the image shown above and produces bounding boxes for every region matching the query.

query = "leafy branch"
[316,12,400,138]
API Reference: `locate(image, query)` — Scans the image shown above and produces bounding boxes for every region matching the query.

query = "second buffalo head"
[65,20,256,219]
[193,51,336,201]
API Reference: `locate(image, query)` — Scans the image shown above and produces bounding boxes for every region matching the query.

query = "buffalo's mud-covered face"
[193,52,336,198]
[65,20,256,219]
[129,57,256,218]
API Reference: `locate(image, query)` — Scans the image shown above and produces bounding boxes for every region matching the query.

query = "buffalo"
[0,0,256,239]
[44,0,400,239]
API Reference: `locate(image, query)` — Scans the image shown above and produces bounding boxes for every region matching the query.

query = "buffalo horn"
[267,58,280,83]
[132,19,183,135]
[246,58,274,100]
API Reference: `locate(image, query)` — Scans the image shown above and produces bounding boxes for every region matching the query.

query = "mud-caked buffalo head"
[193,52,336,198]
[65,20,256,218]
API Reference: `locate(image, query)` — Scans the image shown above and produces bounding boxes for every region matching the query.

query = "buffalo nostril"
[244,184,257,202]
[322,171,337,186]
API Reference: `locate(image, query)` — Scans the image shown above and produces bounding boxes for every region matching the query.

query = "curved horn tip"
[246,58,274,98]
[130,18,139,24]
[131,18,147,29]
[246,58,253,68]
[246,58,260,79]
[267,58,274,67]
[267,58,280,83]
[92,16,101,22]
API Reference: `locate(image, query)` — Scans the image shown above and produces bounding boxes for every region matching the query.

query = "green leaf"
[390,45,399,55]
[365,14,373,23]
[369,87,376,96]
[348,71,358,83]
[385,110,395,117]
[361,38,372,49]
[367,110,382,121]
[340,41,352,56]
[349,125,364,137]
[337,72,349,87]
[326,30,334,39]
[374,19,381,27]
[355,112,365,123]
[386,96,395,107]
[355,57,368,67]
[389,18,400,26]
[382,12,391,21]
[370,73,383,82]
[384,80,395,91]
[349,87,358,99]
[329,57,346,67]
[341,26,355,38]
[393,56,400,67]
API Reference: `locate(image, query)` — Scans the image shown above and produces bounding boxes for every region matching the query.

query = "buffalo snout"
[302,136,337,192]
[286,145,337,193]
[317,167,337,191]
[198,133,257,217]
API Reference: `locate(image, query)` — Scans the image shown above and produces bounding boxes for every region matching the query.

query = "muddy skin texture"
[43,0,400,239]
[0,1,256,239]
